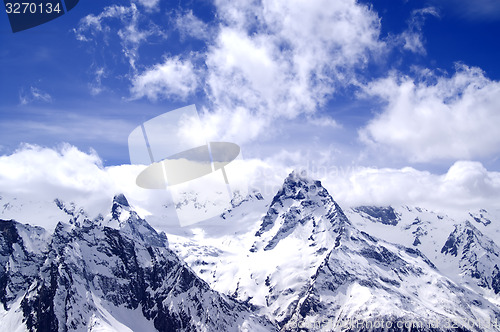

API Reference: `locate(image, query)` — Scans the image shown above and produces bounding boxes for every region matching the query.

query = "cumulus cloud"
[125,0,383,142]
[199,0,383,142]
[70,0,388,146]
[0,145,160,228]
[359,65,500,162]
[130,56,198,101]
[323,160,500,212]
[0,145,107,195]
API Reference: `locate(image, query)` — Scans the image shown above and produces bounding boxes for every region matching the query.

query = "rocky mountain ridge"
[0,195,275,332]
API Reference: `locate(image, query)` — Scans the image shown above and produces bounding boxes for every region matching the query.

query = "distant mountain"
[441,221,500,295]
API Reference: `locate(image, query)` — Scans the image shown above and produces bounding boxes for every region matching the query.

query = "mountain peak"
[269,170,327,206]
[441,220,500,295]
[111,193,131,221]
[113,193,129,207]
[252,171,348,252]
[284,170,323,189]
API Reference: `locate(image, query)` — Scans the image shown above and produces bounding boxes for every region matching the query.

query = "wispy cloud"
[436,0,500,20]
[396,7,439,55]
[74,3,166,71]
[175,10,212,40]
[0,112,135,145]
[89,67,107,96]
[307,116,340,129]
[133,0,160,12]
[19,86,52,105]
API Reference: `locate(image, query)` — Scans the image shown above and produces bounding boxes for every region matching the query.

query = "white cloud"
[133,0,160,11]
[74,5,133,40]
[72,0,384,144]
[360,65,500,162]
[130,56,198,101]
[398,7,439,55]
[74,4,166,70]
[201,0,383,143]
[0,145,144,229]
[175,10,211,40]
[324,160,500,212]
[1,146,498,231]
[0,145,110,198]
[19,86,52,105]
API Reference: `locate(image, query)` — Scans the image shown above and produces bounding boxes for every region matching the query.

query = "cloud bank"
[360,65,500,162]
[0,146,498,230]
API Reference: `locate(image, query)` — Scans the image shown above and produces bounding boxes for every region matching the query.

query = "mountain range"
[1,171,500,331]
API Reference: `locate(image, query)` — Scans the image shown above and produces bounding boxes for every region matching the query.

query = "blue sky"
[1,0,500,176]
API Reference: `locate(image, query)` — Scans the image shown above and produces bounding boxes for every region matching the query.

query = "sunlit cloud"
[359,65,500,162]
[130,56,198,101]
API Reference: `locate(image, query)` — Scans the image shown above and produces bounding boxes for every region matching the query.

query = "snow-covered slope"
[167,171,500,331]
[347,205,500,305]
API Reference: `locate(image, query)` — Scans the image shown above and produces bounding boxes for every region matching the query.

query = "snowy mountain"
[441,221,500,297]
[1,171,500,331]
[0,195,276,332]
[347,205,500,305]
[168,172,500,331]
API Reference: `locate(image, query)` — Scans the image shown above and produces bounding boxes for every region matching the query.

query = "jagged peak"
[111,193,132,221]
[251,171,349,252]
[283,170,323,189]
[113,193,130,207]
[469,209,492,226]
[270,170,330,207]
[441,220,497,257]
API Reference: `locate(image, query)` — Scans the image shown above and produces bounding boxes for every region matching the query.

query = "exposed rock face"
[441,221,500,294]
